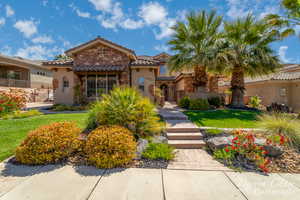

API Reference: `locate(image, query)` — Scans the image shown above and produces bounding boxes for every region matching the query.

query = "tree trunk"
[230,66,245,108]
[194,66,208,91]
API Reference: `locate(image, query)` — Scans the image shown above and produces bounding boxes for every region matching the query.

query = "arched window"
[62,76,69,92]
[138,77,145,92]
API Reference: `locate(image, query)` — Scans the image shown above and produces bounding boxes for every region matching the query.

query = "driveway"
[0,162,299,200]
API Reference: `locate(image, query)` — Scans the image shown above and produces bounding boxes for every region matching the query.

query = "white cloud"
[121,18,144,29]
[0,45,12,56]
[0,18,5,27]
[14,20,38,38]
[278,46,291,63]
[5,5,15,17]
[32,35,54,44]
[154,44,169,52]
[139,2,168,25]
[89,0,112,12]
[16,45,63,60]
[224,0,281,20]
[69,4,91,18]
[155,18,176,39]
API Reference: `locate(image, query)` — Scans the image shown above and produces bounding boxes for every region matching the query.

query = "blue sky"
[0,0,299,63]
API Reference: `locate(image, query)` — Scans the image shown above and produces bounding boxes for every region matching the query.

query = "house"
[219,64,300,112]
[43,37,219,105]
[0,54,53,102]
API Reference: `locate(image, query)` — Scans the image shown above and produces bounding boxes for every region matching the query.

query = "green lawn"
[184,109,261,129]
[0,113,88,162]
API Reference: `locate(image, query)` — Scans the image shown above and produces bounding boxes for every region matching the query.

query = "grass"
[0,113,88,162]
[184,109,261,128]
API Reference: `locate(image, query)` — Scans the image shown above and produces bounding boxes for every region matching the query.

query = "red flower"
[225,148,230,152]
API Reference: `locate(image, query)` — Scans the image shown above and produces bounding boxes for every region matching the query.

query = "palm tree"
[167,10,223,91]
[213,15,281,107]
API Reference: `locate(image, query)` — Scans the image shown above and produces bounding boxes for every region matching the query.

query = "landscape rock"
[152,136,168,144]
[206,136,234,151]
[136,139,149,159]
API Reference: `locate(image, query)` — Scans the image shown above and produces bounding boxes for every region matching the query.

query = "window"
[62,76,69,92]
[138,77,145,92]
[280,88,287,96]
[86,74,117,97]
[160,65,167,75]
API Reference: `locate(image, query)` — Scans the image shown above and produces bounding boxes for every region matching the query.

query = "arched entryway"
[160,84,169,101]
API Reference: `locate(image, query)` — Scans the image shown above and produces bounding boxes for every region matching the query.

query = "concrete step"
[166,128,200,133]
[168,140,206,149]
[167,132,203,140]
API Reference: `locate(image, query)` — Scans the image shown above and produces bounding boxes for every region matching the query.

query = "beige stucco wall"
[53,68,76,105]
[245,81,300,112]
[289,81,300,112]
[131,67,156,101]
[30,67,53,89]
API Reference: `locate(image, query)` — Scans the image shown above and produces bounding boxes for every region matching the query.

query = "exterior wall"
[289,81,300,112]
[131,68,156,101]
[30,67,53,89]
[53,68,76,105]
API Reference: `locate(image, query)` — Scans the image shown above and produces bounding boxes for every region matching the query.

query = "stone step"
[167,132,203,140]
[166,128,200,133]
[168,140,206,149]
[162,116,188,120]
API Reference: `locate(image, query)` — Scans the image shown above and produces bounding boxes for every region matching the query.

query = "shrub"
[178,96,190,109]
[189,99,210,110]
[258,113,300,148]
[85,125,137,168]
[249,96,261,109]
[0,89,27,116]
[208,96,223,108]
[86,87,164,138]
[52,104,86,111]
[142,143,175,161]
[1,109,42,120]
[15,122,81,165]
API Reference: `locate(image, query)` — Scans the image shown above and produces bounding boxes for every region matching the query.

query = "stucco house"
[44,37,219,105]
[219,64,300,112]
[0,54,53,102]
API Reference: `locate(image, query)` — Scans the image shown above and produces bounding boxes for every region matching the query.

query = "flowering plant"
[222,130,287,173]
[0,89,27,116]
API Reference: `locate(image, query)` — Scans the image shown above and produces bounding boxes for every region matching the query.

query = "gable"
[73,43,131,67]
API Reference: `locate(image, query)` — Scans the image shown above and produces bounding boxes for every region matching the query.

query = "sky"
[0,0,299,63]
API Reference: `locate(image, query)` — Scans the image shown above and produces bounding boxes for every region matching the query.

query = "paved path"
[159,102,230,171]
[1,162,300,200]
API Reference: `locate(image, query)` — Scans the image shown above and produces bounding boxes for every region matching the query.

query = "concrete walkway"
[1,162,300,200]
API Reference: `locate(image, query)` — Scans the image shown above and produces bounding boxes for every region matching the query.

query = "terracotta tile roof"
[244,71,300,83]
[156,76,176,81]
[73,65,126,72]
[43,59,74,65]
[131,56,160,66]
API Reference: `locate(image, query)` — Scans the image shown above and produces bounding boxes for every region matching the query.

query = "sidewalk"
[0,162,299,200]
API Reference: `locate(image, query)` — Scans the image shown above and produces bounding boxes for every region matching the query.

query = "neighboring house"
[219,64,300,112]
[43,37,219,105]
[0,54,53,102]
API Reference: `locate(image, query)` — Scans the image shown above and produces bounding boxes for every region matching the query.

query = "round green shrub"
[15,122,81,165]
[85,125,137,168]
[142,143,175,161]
[189,99,210,110]
[179,96,190,109]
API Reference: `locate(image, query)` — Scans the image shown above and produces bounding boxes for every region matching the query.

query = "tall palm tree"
[213,15,281,107]
[167,10,223,91]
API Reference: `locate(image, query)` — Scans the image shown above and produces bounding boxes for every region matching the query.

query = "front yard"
[184,109,261,128]
[0,113,88,162]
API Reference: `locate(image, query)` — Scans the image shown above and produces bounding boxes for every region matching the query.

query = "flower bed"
[206,129,300,173]
[0,89,27,116]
